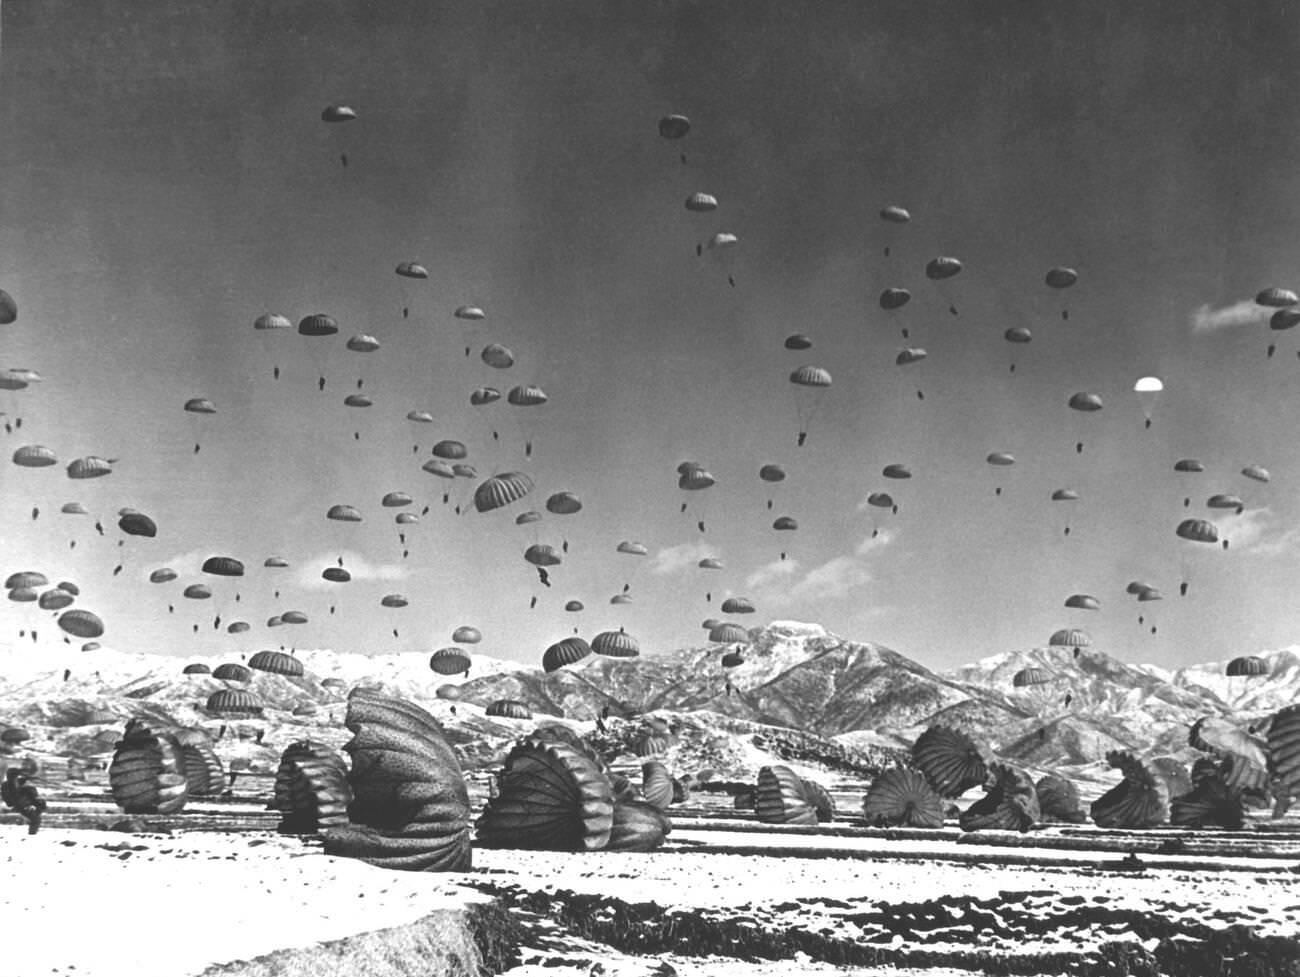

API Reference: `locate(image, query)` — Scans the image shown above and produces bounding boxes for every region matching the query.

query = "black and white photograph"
[1,2,1299,975]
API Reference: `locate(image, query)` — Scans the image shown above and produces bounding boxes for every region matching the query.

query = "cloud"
[1216,507,1300,557]
[1190,300,1270,334]
[649,541,721,576]
[294,551,410,590]
[745,558,800,590]
[754,531,896,606]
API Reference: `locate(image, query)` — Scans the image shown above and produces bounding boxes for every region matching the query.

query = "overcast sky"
[4,0,1300,671]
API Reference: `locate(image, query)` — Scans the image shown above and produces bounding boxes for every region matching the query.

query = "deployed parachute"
[475,472,534,513]
[58,609,104,639]
[924,256,963,314]
[789,365,832,447]
[878,205,910,257]
[861,766,944,828]
[452,625,482,645]
[485,700,532,720]
[1268,705,1300,817]
[321,688,473,871]
[1013,667,1053,688]
[249,650,304,677]
[1133,376,1162,429]
[542,636,591,672]
[213,663,252,682]
[429,647,471,676]
[172,729,225,797]
[1226,655,1269,677]
[911,725,988,798]
[591,629,640,658]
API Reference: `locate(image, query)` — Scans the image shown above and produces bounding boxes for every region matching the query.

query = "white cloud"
[649,541,721,576]
[294,551,410,590]
[745,558,800,590]
[1190,300,1270,334]
[855,527,897,555]
[785,555,874,602]
[1217,507,1300,557]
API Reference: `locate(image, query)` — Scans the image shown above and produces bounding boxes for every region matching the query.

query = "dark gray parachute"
[108,718,188,815]
[1034,773,1086,823]
[862,765,945,829]
[274,740,352,834]
[321,688,472,871]
[1090,751,1168,829]
[959,763,1040,832]
[172,728,225,796]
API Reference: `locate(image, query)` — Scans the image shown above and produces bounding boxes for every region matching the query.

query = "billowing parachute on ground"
[109,719,188,814]
[1170,765,1245,830]
[475,472,534,513]
[430,647,471,676]
[172,728,224,797]
[959,764,1039,832]
[754,765,818,825]
[321,688,473,871]
[641,761,674,811]
[1090,751,1168,828]
[1268,705,1300,817]
[1034,773,1087,823]
[485,700,532,720]
[861,765,944,828]
[249,650,304,677]
[542,636,591,672]
[274,740,352,834]
[477,730,617,851]
[911,725,988,798]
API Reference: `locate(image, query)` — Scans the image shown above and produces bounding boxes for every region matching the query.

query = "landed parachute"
[109,719,188,815]
[959,764,1039,832]
[321,688,472,871]
[861,766,944,829]
[1090,751,1168,828]
[911,725,988,798]
[1035,773,1087,823]
[754,764,818,825]
[273,740,352,834]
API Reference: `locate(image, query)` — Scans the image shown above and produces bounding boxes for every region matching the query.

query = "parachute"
[5,571,48,590]
[1003,327,1032,372]
[1242,464,1271,483]
[248,650,304,677]
[452,626,482,644]
[925,257,963,314]
[861,766,944,828]
[173,729,225,797]
[788,365,832,447]
[1133,376,1162,429]
[183,584,212,600]
[658,114,690,140]
[201,556,244,577]
[380,594,408,608]
[542,636,591,672]
[485,700,532,720]
[12,444,56,467]
[477,731,615,851]
[212,663,252,682]
[783,334,812,350]
[685,192,718,212]
[959,764,1039,832]
[911,725,988,798]
[1268,705,1300,816]
[429,647,471,676]
[1176,518,1218,543]
[719,596,755,614]
[149,568,178,584]
[1064,594,1100,611]
[1255,286,1298,307]
[321,688,472,871]
[1012,667,1052,688]
[58,609,103,639]
[641,761,674,811]
[109,719,188,815]
[1090,751,1168,828]
[986,452,1015,496]
[475,472,534,513]
[708,622,748,644]
[754,765,818,825]
[1035,773,1087,823]
[273,740,352,834]
[616,541,648,556]
[591,629,640,658]
[0,289,16,324]
[67,456,113,479]
[546,491,582,515]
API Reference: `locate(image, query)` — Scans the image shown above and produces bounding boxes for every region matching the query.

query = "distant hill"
[1,622,1295,785]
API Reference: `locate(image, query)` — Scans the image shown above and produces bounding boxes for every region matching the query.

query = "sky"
[3,0,1300,671]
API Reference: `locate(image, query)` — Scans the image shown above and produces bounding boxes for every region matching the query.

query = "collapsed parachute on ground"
[959,764,1039,832]
[321,688,473,871]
